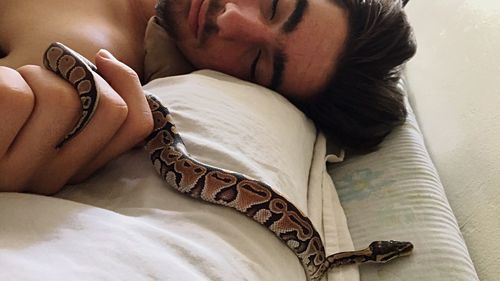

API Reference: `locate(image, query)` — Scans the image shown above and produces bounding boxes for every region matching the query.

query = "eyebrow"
[270,0,309,90]
[282,0,309,34]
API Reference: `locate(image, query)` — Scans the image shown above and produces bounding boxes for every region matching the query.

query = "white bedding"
[0,71,358,281]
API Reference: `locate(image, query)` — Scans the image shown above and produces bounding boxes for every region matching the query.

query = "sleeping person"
[0,0,416,194]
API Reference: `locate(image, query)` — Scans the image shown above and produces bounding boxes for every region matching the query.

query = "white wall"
[405,1,500,280]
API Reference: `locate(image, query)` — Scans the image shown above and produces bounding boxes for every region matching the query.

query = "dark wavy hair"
[293,0,416,151]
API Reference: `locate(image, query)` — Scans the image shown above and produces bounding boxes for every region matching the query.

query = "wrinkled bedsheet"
[0,71,358,281]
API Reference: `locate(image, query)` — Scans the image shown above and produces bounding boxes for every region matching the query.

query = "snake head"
[368,240,414,263]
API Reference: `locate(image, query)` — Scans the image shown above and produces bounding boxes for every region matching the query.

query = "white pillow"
[144,70,316,212]
[142,70,358,280]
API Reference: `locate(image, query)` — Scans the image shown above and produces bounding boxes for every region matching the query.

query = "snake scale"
[43,42,413,281]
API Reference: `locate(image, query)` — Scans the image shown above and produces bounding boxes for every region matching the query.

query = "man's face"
[157,0,348,99]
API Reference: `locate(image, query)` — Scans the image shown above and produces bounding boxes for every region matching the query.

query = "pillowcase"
[142,70,358,281]
[143,70,317,211]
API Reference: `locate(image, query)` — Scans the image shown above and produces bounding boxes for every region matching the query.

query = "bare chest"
[0,0,146,75]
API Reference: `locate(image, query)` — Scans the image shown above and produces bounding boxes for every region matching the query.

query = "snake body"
[44,42,413,281]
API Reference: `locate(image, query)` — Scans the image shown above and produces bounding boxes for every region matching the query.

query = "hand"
[0,50,153,194]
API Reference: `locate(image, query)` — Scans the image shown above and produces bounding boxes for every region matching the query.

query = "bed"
[0,11,479,281]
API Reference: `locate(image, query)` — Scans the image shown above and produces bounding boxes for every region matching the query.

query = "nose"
[216,2,273,44]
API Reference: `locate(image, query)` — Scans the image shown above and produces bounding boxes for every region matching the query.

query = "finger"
[70,49,153,182]
[0,67,35,157]
[35,66,130,192]
[0,65,82,191]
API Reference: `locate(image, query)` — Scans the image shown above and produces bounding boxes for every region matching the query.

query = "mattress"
[328,80,480,281]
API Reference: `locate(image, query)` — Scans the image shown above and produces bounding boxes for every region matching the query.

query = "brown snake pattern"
[44,42,413,281]
[43,43,100,148]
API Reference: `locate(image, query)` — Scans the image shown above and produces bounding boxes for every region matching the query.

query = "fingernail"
[98,49,117,60]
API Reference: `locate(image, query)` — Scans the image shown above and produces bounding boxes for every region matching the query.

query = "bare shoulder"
[0,0,147,75]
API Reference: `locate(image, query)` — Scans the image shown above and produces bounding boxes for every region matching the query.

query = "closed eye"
[250,50,262,82]
[270,0,279,20]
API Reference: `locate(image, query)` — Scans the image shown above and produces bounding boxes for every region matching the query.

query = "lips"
[188,0,207,39]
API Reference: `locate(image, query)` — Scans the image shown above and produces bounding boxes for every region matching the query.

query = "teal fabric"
[327,82,479,281]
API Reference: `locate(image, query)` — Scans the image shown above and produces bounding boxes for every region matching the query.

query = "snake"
[43,42,413,281]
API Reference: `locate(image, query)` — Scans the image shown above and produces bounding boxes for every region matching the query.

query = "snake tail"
[43,42,100,148]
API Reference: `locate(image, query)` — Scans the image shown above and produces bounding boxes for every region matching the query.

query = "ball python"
[43,42,413,281]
